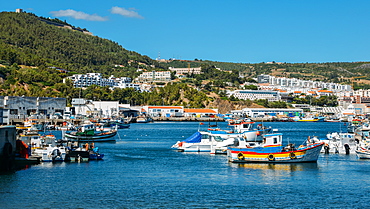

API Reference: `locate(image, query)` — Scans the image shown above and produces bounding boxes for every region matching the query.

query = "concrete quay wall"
[152,117,225,122]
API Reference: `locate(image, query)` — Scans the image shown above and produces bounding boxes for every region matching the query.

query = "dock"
[152,117,225,122]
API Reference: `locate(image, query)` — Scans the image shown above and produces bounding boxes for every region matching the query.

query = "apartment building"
[65,73,141,90]
[67,73,115,88]
[136,71,171,82]
[169,67,202,76]
[257,74,351,92]
[228,90,280,102]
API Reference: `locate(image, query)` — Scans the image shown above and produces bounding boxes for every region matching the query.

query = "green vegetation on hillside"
[0,11,369,110]
[0,12,159,76]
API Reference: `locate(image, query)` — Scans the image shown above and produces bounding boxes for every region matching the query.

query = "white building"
[65,73,142,91]
[257,74,352,92]
[90,101,119,118]
[228,90,280,102]
[141,106,184,117]
[72,98,119,118]
[242,108,303,118]
[136,71,172,82]
[169,67,202,75]
[109,76,141,91]
[66,73,115,88]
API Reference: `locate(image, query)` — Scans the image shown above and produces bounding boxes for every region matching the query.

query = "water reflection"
[229,162,318,172]
[0,163,36,174]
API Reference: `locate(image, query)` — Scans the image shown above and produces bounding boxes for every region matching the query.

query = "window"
[213,136,223,142]
[273,137,277,144]
[10,109,18,114]
[201,135,209,139]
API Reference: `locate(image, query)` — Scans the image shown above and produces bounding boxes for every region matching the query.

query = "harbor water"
[1,121,370,208]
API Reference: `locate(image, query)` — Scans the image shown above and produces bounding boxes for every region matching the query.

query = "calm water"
[1,121,370,208]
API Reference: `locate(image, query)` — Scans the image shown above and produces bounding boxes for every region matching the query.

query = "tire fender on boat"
[237,152,245,160]
[289,152,297,159]
[267,154,275,161]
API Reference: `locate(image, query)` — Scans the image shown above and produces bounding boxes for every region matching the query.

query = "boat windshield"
[213,136,223,142]
[201,134,210,139]
[242,124,251,129]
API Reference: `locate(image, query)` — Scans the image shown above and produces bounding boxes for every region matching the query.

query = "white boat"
[21,133,67,162]
[171,119,271,153]
[38,145,66,162]
[321,132,359,154]
[356,145,370,159]
[136,115,153,123]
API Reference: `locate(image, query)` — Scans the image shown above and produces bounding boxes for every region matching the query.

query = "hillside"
[0,11,159,77]
[0,11,370,112]
[1,11,370,88]
[160,60,370,89]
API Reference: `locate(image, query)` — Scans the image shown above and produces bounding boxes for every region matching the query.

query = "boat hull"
[227,142,324,163]
[66,151,90,162]
[41,148,66,162]
[64,131,117,142]
[355,150,370,159]
[89,153,104,160]
[321,132,358,154]
[177,144,212,152]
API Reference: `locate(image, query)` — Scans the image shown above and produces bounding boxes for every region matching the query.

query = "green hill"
[0,11,159,75]
[1,11,370,110]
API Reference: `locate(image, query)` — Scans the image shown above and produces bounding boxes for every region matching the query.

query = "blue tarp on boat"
[183,132,202,143]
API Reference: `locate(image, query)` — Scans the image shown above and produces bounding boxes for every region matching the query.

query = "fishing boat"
[65,149,90,162]
[65,142,104,162]
[355,145,370,159]
[89,147,105,160]
[64,123,117,142]
[37,134,67,162]
[321,132,358,154]
[136,115,153,123]
[227,133,324,163]
[20,132,67,162]
[325,118,342,122]
[171,119,271,153]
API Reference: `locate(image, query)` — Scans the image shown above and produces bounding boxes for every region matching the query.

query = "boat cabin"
[19,133,42,148]
[79,124,95,132]
[262,133,283,148]
[229,121,255,133]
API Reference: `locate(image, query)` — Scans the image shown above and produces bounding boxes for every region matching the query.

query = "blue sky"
[3,0,370,63]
